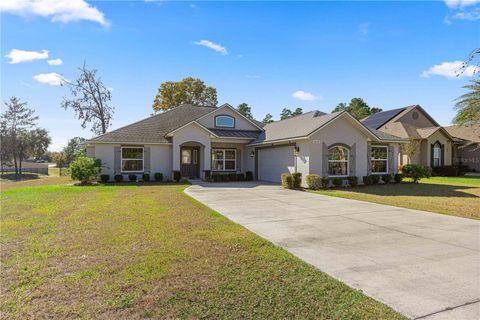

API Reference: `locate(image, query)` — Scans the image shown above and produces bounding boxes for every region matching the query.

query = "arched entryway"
[180,141,204,178]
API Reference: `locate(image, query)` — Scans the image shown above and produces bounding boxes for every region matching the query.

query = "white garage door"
[258,146,294,183]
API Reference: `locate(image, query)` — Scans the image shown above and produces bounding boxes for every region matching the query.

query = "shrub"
[371,175,380,184]
[347,176,358,187]
[401,164,432,183]
[228,172,237,182]
[69,157,102,184]
[237,173,245,181]
[173,171,181,182]
[292,172,302,188]
[245,171,253,181]
[306,174,321,190]
[432,166,461,177]
[114,174,123,182]
[128,174,137,182]
[382,174,392,184]
[281,173,294,189]
[154,172,163,182]
[142,173,150,182]
[212,173,222,182]
[204,170,211,180]
[99,174,109,183]
[222,174,229,182]
[362,175,373,185]
[331,177,343,187]
[394,173,403,183]
[321,177,329,189]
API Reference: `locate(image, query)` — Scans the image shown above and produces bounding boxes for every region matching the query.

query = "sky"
[1,0,479,150]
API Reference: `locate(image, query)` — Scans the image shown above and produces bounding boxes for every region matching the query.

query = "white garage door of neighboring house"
[258,146,294,183]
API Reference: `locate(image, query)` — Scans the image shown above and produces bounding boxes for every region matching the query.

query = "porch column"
[203,140,211,172]
[172,138,180,171]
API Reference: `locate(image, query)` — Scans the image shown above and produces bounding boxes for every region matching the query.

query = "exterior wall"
[309,116,370,178]
[172,123,212,175]
[391,107,436,129]
[425,130,452,166]
[197,106,259,131]
[454,143,480,172]
[149,144,173,180]
[86,146,95,158]
[244,145,255,173]
[94,144,115,177]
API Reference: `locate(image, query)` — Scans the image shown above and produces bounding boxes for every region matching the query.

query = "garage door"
[258,146,294,183]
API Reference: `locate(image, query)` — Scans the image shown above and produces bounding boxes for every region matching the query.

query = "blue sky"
[1,0,479,150]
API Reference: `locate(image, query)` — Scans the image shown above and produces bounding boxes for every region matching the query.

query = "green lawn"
[311,176,480,220]
[0,178,404,319]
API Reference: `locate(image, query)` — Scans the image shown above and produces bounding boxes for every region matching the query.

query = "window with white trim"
[371,146,388,174]
[215,115,235,128]
[328,146,349,176]
[433,142,441,167]
[121,147,144,172]
[212,149,236,171]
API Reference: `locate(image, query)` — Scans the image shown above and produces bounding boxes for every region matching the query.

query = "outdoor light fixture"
[294,146,300,156]
[249,150,255,158]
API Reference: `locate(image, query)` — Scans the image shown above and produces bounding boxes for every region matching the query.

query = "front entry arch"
[180,146,200,178]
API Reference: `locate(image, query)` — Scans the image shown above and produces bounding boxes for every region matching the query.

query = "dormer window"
[215,115,235,128]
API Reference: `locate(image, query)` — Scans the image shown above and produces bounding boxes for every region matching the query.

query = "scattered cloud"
[20,80,33,88]
[194,40,228,55]
[421,60,477,79]
[47,58,63,65]
[292,90,319,101]
[245,74,261,79]
[5,49,48,64]
[0,0,109,26]
[358,22,370,36]
[444,0,480,8]
[33,72,65,86]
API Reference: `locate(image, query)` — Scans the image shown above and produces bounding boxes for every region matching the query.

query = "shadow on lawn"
[348,182,478,198]
[0,173,41,181]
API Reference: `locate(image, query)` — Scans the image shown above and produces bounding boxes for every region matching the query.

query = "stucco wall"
[309,116,370,178]
[197,106,259,131]
[392,108,436,128]
[172,123,212,172]
[94,144,115,177]
[149,144,173,180]
[426,130,452,166]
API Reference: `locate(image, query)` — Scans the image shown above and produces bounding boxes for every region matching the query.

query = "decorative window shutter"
[114,146,121,174]
[388,145,394,173]
[349,143,356,176]
[144,147,151,173]
[366,142,372,175]
[430,144,434,167]
[322,143,328,178]
[441,144,445,166]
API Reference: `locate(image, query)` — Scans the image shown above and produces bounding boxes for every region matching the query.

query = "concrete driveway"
[185,182,480,320]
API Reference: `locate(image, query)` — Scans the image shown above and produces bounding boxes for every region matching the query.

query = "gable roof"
[444,125,480,144]
[89,104,216,144]
[361,107,406,129]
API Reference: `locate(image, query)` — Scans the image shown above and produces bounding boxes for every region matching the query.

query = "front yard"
[311,176,480,220]
[0,178,403,319]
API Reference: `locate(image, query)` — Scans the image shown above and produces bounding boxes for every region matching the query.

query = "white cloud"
[421,60,477,79]
[194,40,228,55]
[0,0,109,26]
[444,0,480,8]
[33,72,65,86]
[452,8,480,20]
[5,49,48,64]
[292,90,319,101]
[47,58,63,65]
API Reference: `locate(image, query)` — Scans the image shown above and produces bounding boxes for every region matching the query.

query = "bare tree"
[400,137,421,165]
[61,63,114,135]
[458,48,480,77]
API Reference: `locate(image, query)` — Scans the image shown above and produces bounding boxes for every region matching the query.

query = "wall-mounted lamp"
[293,146,300,157]
[249,150,255,158]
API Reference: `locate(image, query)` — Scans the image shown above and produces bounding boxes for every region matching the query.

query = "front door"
[180,147,200,178]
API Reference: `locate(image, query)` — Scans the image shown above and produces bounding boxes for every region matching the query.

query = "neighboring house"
[445,125,480,172]
[86,103,405,184]
[362,105,456,168]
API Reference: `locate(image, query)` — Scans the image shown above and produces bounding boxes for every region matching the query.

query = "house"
[445,125,480,172]
[362,105,456,168]
[86,103,405,184]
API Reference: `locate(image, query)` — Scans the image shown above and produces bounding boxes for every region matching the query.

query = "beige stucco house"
[362,105,457,168]
[445,125,480,172]
[86,104,405,185]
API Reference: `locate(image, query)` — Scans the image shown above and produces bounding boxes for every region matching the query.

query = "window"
[121,147,143,172]
[212,149,236,171]
[371,146,388,174]
[215,115,235,128]
[433,142,442,167]
[328,146,349,177]
[182,149,191,164]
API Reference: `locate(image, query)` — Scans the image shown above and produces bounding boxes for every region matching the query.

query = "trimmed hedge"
[281,173,294,189]
[394,173,403,183]
[114,174,123,182]
[321,177,329,189]
[306,174,321,190]
[154,172,163,182]
[142,173,150,182]
[245,171,253,181]
[292,173,302,188]
[331,177,343,187]
[99,174,109,183]
[237,173,245,181]
[128,174,137,182]
[173,171,181,182]
[347,176,358,187]
[381,174,392,184]
[401,164,432,183]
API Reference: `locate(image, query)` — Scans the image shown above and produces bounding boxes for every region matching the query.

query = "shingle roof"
[367,128,407,141]
[249,111,336,144]
[209,129,261,139]
[89,104,217,143]
[444,125,480,144]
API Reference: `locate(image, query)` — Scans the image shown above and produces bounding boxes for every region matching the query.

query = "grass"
[0,177,404,319]
[310,176,480,220]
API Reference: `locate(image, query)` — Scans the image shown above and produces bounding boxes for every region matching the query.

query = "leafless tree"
[61,63,114,135]
[401,137,421,165]
[458,48,480,77]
